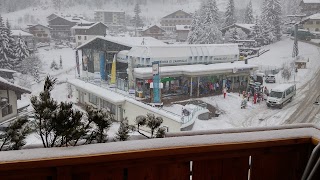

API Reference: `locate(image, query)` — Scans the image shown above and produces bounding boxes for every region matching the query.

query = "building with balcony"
[47,14,92,41]
[11,30,36,52]
[26,24,52,43]
[71,22,108,47]
[0,124,319,179]
[300,0,320,16]
[139,25,166,40]
[0,77,31,122]
[94,11,125,32]
[160,10,192,32]
[302,13,320,32]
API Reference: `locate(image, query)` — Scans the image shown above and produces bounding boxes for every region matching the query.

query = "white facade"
[68,79,182,132]
[119,44,239,67]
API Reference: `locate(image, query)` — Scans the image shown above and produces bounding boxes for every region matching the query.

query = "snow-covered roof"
[302,0,320,4]
[95,10,125,13]
[68,79,125,105]
[125,98,181,123]
[304,13,320,20]
[140,25,165,32]
[134,63,258,79]
[127,44,239,59]
[271,84,295,92]
[221,23,255,32]
[0,77,31,94]
[27,24,52,30]
[11,30,33,37]
[0,68,17,73]
[71,22,107,30]
[77,36,166,49]
[49,14,92,24]
[176,25,191,31]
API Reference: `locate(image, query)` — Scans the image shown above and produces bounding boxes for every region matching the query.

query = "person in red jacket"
[254,93,257,104]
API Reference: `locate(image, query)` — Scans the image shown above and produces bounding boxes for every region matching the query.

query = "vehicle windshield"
[270,91,283,99]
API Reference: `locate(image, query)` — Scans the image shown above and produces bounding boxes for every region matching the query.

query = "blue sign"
[152,61,160,103]
[99,53,106,80]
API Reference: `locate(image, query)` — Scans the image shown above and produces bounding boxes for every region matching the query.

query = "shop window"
[317,21,320,24]
[316,28,320,32]
[84,36,87,40]
[146,58,150,65]
[78,36,81,40]
[89,94,98,105]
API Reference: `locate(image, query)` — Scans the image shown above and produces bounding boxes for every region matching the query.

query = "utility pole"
[292,23,299,58]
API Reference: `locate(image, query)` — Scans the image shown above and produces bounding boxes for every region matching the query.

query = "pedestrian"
[247,92,251,101]
[254,93,257,104]
[223,87,228,99]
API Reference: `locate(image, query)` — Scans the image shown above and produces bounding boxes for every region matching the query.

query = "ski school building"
[70,36,258,132]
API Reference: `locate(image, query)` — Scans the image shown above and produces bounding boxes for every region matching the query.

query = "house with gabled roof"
[71,22,108,47]
[27,24,52,43]
[139,25,166,40]
[0,77,31,122]
[300,0,320,16]
[47,14,92,40]
[160,10,192,32]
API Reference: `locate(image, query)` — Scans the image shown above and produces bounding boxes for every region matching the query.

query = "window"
[316,28,320,32]
[89,94,98,105]
[317,21,320,24]
[84,36,87,40]
[2,105,13,117]
[101,99,116,114]
[78,36,81,40]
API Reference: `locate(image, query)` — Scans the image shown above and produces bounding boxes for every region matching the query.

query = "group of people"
[240,86,269,109]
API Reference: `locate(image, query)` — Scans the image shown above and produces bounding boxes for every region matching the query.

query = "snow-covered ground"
[164,38,320,131]
[13,37,320,145]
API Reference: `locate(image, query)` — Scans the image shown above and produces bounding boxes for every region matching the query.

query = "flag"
[110,55,116,84]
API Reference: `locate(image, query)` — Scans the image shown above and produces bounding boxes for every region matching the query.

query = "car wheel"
[279,103,283,109]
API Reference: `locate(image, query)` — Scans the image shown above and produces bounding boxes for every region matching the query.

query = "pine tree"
[59,55,63,69]
[0,14,11,69]
[261,0,282,42]
[115,118,130,141]
[86,106,113,143]
[13,35,30,71]
[30,76,59,148]
[31,76,87,147]
[52,0,62,11]
[0,117,31,151]
[188,0,222,44]
[225,0,236,26]
[244,0,254,24]
[133,3,144,28]
[225,28,247,42]
[155,127,166,138]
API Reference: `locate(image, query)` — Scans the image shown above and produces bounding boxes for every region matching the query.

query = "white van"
[266,84,296,109]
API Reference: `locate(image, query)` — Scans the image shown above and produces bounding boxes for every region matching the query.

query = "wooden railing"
[1,124,320,180]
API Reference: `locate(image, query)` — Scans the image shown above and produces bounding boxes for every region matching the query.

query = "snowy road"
[285,68,320,124]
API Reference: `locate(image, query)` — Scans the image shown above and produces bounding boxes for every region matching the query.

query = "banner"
[110,55,117,84]
[152,61,160,103]
[99,52,106,80]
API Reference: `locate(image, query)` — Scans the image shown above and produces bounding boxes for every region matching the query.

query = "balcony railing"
[0,124,320,180]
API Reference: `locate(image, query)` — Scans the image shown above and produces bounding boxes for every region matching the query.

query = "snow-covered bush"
[224,27,248,43]
[50,60,59,70]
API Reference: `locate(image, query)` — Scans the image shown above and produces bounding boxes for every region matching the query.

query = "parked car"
[265,74,276,83]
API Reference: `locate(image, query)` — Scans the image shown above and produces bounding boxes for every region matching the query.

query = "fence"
[182,103,207,124]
